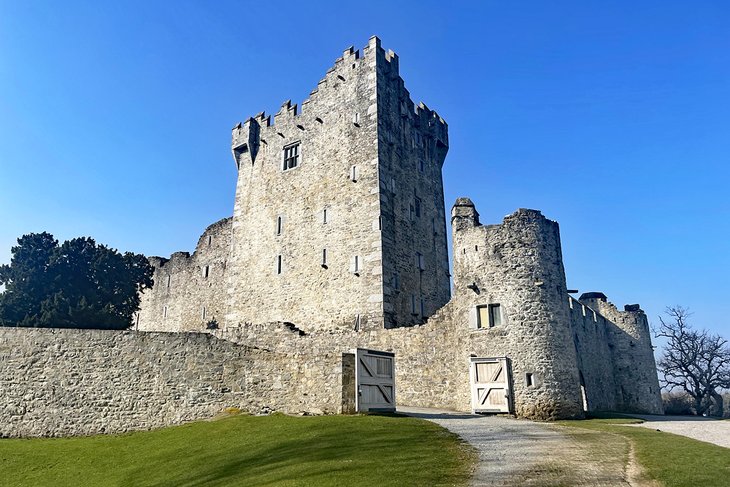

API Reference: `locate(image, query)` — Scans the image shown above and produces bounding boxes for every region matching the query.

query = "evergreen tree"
[0,233,153,329]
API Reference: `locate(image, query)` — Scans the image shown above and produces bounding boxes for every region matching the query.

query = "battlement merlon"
[371,34,448,148]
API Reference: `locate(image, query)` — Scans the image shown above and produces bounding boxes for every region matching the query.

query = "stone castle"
[135,36,662,418]
[0,37,662,438]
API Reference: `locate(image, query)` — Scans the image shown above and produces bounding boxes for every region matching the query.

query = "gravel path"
[626,414,730,449]
[398,406,628,487]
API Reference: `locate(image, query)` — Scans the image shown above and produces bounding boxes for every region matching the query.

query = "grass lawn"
[0,413,476,487]
[557,416,730,487]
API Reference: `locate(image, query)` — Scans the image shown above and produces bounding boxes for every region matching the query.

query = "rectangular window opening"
[489,303,502,327]
[283,142,300,170]
[354,313,361,331]
[526,373,534,387]
[415,197,421,218]
[276,255,282,275]
[203,265,209,278]
[322,248,328,268]
[322,208,328,224]
[201,306,207,320]
[276,216,283,235]
[163,306,168,318]
[476,303,502,328]
[416,252,425,271]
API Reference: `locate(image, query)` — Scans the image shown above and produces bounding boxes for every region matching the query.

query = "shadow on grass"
[110,415,473,487]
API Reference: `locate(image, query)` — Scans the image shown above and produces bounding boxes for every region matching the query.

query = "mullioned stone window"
[282,142,300,170]
[472,303,502,329]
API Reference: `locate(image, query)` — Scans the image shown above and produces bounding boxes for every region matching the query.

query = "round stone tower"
[451,200,585,419]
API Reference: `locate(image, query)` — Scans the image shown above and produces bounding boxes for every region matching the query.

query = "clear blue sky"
[1,1,728,337]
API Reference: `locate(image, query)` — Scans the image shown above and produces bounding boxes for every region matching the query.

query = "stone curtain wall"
[0,328,346,438]
[214,205,665,420]
[137,217,232,332]
[567,297,619,411]
[578,295,663,414]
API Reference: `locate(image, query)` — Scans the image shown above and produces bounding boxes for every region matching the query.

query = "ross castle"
[0,37,663,439]
[135,36,663,419]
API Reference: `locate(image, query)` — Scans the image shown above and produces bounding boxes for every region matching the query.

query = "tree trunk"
[694,395,704,416]
[709,391,724,417]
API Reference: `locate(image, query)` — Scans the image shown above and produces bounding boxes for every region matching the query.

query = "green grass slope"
[559,417,730,487]
[0,414,475,487]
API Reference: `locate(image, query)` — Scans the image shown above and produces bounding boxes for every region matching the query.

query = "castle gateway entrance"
[356,349,395,412]
[470,357,513,413]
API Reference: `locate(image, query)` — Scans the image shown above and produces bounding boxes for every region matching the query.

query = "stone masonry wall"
[225,39,385,331]
[214,205,603,420]
[567,297,619,411]
[376,43,451,327]
[578,294,663,414]
[0,328,346,438]
[137,217,231,332]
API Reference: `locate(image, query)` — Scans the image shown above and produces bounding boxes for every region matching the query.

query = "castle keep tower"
[225,37,450,330]
[132,36,665,420]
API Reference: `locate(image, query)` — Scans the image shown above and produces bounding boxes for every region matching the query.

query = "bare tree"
[655,306,730,416]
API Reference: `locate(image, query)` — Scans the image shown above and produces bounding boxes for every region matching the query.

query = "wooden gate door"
[356,348,395,412]
[470,357,513,413]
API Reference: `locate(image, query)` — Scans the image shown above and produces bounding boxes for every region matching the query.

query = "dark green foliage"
[0,232,153,329]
